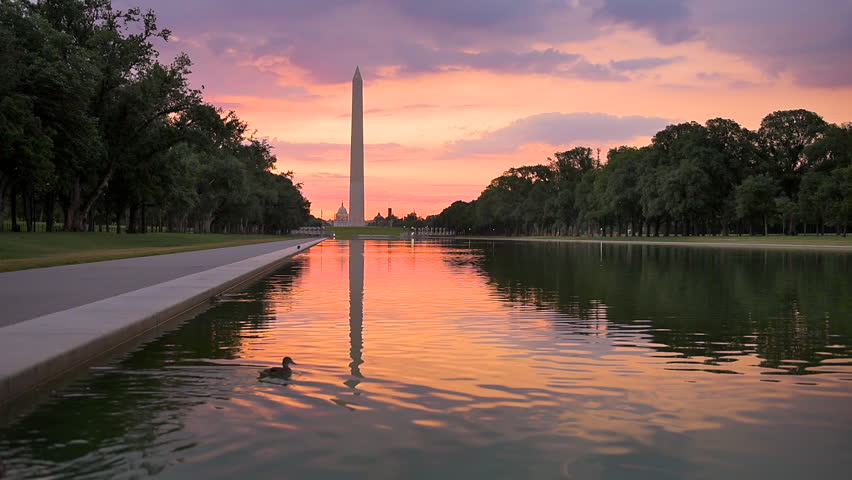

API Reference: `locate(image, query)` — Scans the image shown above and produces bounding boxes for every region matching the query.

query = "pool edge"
[0,238,325,406]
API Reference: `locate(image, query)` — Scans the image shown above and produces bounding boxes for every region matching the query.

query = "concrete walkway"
[0,237,324,404]
[0,239,315,328]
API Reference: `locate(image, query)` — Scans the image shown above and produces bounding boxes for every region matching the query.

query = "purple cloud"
[116,0,852,90]
[392,0,565,32]
[392,47,627,81]
[595,0,852,87]
[594,0,697,44]
[446,112,672,156]
[695,0,852,87]
[610,56,685,71]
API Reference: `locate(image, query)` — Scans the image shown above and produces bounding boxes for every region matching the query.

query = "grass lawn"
[0,232,302,272]
[325,226,404,239]
[473,234,852,248]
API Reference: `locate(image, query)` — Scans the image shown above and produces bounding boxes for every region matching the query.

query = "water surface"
[1,240,850,479]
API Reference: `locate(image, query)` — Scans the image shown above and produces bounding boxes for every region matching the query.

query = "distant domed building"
[334,202,350,226]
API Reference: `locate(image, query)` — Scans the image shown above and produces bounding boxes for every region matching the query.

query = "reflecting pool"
[1,240,850,479]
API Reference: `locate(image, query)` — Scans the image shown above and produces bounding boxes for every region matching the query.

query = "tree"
[805,123,852,172]
[432,111,848,238]
[602,147,643,235]
[828,167,852,236]
[798,171,832,234]
[705,118,759,234]
[0,96,53,231]
[431,200,474,233]
[736,175,778,235]
[401,212,424,228]
[0,0,313,235]
[758,109,827,201]
[549,147,595,234]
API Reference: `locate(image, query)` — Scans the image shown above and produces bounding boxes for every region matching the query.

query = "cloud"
[695,1,852,87]
[696,72,724,81]
[594,0,852,87]
[392,0,561,29]
[728,80,761,90]
[270,142,348,163]
[120,0,852,92]
[594,0,697,44]
[658,83,699,90]
[610,56,685,71]
[286,43,627,83]
[304,172,349,180]
[365,104,440,116]
[439,48,627,81]
[120,0,611,84]
[446,112,671,156]
[694,72,762,90]
[270,141,426,164]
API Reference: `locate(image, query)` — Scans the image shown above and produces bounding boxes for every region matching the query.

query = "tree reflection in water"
[464,241,851,373]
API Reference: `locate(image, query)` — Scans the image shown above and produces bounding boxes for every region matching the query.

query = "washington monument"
[349,67,365,226]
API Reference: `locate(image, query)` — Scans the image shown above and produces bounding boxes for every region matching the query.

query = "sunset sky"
[118,0,852,220]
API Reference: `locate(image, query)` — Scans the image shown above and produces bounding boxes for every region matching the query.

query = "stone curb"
[0,238,324,405]
[464,237,852,250]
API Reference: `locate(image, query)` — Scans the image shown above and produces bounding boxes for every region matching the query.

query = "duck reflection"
[346,240,365,388]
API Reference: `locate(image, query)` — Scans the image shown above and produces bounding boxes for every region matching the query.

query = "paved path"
[0,239,312,328]
[0,238,324,404]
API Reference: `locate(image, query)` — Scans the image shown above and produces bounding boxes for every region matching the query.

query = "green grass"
[325,226,404,239]
[0,232,302,272]
[470,234,852,248]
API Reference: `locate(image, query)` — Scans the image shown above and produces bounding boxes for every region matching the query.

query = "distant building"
[334,202,350,226]
[370,212,386,226]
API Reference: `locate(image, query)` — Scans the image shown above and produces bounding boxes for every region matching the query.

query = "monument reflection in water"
[347,240,364,384]
[0,239,849,480]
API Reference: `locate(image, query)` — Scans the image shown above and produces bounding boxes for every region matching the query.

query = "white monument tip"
[354,66,361,79]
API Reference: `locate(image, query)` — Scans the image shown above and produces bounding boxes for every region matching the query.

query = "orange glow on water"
[228,241,839,446]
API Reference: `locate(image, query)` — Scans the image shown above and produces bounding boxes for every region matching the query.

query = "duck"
[261,356,296,378]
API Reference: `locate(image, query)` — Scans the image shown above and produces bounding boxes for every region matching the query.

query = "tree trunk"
[45,192,55,232]
[10,186,20,232]
[202,212,214,233]
[65,179,83,231]
[763,215,768,236]
[0,176,10,232]
[128,204,138,234]
[78,167,114,231]
[23,188,30,232]
[24,188,35,232]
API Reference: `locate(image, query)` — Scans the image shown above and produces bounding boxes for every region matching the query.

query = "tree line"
[430,110,851,237]
[368,211,427,228]
[0,0,311,234]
